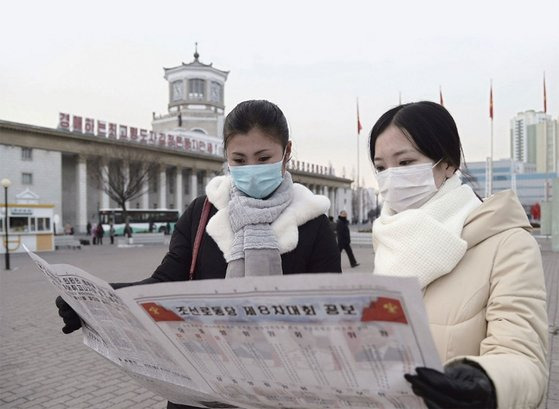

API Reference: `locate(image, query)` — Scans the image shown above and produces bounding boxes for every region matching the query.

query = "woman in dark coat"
[56,100,341,409]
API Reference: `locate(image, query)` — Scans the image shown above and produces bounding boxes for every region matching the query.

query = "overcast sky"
[2,0,558,187]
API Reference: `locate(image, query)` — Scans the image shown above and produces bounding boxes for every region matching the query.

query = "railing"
[54,235,82,250]
[350,232,373,247]
[116,233,166,246]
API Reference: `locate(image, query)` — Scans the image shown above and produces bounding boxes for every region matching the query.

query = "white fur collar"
[205,175,330,259]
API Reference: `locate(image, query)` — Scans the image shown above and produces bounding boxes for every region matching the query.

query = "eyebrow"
[374,148,417,162]
[230,149,273,157]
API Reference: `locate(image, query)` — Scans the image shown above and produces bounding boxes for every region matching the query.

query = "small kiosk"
[1,189,54,254]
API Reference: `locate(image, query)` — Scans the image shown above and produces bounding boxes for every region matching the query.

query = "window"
[37,218,50,231]
[21,147,32,160]
[22,172,33,185]
[9,216,29,232]
[191,128,207,134]
[188,78,205,100]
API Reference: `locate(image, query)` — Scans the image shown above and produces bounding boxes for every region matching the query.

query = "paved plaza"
[0,237,557,408]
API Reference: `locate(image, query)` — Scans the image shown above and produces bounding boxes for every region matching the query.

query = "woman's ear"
[284,141,293,162]
[282,141,292,173]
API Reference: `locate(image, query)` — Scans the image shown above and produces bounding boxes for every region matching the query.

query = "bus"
[98,208,180,236]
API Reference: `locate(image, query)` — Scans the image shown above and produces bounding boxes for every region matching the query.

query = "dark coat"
[96,223,104,237]
[134,195,341,409]
[336,217,351,247]
[144,195,341,284]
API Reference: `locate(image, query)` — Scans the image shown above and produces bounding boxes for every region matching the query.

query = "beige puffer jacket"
[424,190,548,409]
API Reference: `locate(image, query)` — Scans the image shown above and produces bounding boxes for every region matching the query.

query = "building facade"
[510,110,550,163]
[0,50,352,234]
[0,121,351,234]
[463,158,554,212]
[528,119,559,173]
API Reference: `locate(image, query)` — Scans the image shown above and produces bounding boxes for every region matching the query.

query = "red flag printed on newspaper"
[141,302,183,322]
[361,297,408,324]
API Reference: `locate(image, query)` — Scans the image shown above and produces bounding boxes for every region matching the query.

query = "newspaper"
[29,250,442,409]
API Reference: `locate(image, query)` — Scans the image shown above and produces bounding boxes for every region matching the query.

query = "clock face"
[172,82,183,101]
[210,83,221,102]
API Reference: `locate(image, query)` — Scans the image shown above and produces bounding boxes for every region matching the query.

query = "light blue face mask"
[229,158,285,199]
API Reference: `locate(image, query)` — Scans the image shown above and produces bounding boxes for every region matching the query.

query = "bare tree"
[90,148,160,225]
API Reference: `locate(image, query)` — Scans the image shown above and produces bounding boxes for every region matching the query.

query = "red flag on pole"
[357,99,363,134]
[439,86,444,106]
[544,73,547,113]
[489,82,494,120]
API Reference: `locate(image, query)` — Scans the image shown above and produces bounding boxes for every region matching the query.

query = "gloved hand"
[404,360,497,409]
[55,296,82,334]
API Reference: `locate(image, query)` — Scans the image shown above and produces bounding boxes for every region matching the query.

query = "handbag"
[188,197,212,281]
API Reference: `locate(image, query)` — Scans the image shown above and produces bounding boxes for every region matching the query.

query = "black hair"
[368,101,464,170]
[223,100,289,150]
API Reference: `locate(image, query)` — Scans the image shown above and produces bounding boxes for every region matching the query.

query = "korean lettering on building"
[57,112,222,156]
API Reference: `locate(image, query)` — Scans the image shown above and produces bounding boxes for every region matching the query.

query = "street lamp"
[1,178,11,270]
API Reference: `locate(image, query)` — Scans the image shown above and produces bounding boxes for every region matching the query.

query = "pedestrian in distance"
[109,223,115,245]
[336,210,359,268]
[96,223,104,245]
[86,221,91,236]
[369,101,548,409]
[90,222,97,245]
[55,100,341,409]
[124,223,133,238]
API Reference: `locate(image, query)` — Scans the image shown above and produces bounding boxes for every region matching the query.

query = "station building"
[0,50,353,235]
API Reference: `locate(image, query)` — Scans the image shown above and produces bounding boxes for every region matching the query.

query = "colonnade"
[71,155,351,233]
[73,155,217,232]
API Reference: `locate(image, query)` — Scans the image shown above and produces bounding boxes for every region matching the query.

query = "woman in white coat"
[369,101,548,409]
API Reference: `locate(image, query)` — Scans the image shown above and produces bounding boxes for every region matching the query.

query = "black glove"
[55,296,82,334]
[404,360,497,409]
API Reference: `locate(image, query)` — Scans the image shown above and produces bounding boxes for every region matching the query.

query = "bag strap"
[189,197,212,281]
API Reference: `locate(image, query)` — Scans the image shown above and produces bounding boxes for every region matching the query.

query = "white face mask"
[376,161,441,213]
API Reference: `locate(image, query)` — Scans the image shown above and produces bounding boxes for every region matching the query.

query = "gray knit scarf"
[225,172,294,278]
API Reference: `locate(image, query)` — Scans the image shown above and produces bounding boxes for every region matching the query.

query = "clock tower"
[152,45,229,141]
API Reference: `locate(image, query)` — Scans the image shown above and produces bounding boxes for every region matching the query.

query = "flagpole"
[544,72,549,201]
[489,80,494,197]
[356,99,361,225]
[490,114,493,196]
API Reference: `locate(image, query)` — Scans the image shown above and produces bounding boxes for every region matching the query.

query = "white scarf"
[205,175,330,260]
[372,174,481,288]
[226,173,294,278]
